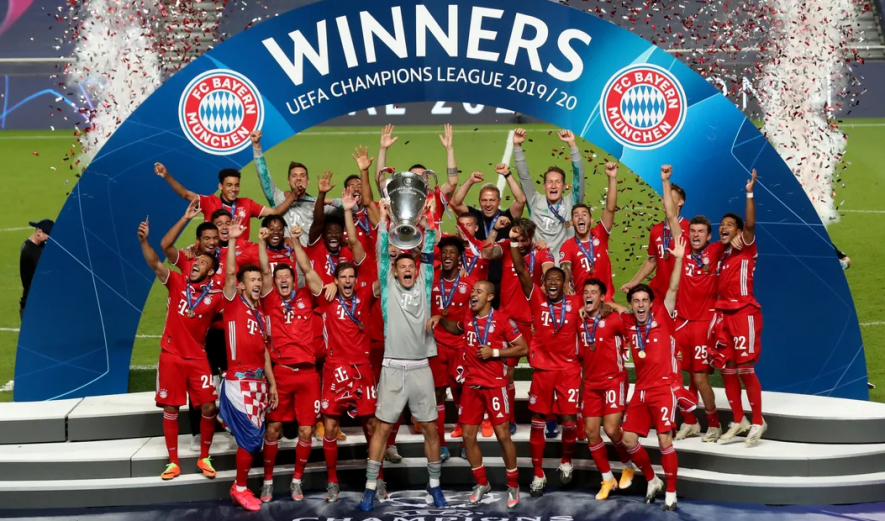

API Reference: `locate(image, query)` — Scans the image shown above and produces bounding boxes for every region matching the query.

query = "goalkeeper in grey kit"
[360,199,447,511]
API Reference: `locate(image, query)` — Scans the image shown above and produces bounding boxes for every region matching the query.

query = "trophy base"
[390,224,423,250]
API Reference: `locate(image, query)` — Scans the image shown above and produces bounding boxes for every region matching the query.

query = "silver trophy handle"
[376,167,394,200]
[422,170,440,190]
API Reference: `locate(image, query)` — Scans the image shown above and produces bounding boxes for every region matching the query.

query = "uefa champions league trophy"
[377,168,438,250]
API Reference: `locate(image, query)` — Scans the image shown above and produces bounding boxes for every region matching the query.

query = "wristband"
[447,167,459,176]
[747,193,754,199]
[492,349,501,358]
[502,172,511,179]
[510,241,519,248]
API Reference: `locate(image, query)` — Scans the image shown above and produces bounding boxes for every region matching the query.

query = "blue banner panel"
[15,0,865,400]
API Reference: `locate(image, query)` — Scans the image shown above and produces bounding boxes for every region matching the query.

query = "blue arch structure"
[14,0,866,401]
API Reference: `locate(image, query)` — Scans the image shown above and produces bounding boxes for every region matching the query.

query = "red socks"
[293,438,311,480]
[614,440,632,465]
[588,440,611,474]
[739,367,764,425]
[529,419,546,478]
[682,408,698,425]
[199,414,215,459]
[706,408,721,428]
[721,368,744,423]
[437,404,447,447]
[506,468,519,488]
[472,465,489,486]
[561,421,577,463]
[263,439,279,481]
[661,444,678,492]
[323,436,338,483]
[235,447,252,487]
[626,443,655,481]
[163,411,179,464]
[507,382,516,424]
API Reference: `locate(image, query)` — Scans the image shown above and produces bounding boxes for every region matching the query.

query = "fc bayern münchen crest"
[178,69,264,156]
[599,63,687,150]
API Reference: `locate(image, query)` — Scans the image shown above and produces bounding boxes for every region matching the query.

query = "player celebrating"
[430,236,472,461]
[261,215,298,275]
[360,200,445,512]
[137,218,221,481]
[257,225,324,504]
[617,234,688,512]
[513,129,585,259]
[508,224,581,497]
[577,278,636,500]
[449,165,527,241]
[714,169,766,444]
[218,217,278,512]
[560,161,618,299]
[155,162,295,239]
[430,281,528,508]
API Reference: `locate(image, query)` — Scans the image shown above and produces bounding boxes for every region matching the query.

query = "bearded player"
[257,225,324,504]
[577,278,637,500]
[560,162,618,300]
[138,218,221,481]
[508,224,581,497]
[713,169,766,444]
[613,234,687,512]
[219,217,278,511]
[430,280,528,508]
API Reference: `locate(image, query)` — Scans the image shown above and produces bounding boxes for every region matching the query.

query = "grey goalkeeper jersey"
[377,226,437,360]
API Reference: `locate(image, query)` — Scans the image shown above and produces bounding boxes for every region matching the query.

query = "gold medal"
[358,322,365,330]
[565,221,572,228]
[638,351,646,359]
[589,342,596,352]
[442,309,449,317]
[186,309,195,318]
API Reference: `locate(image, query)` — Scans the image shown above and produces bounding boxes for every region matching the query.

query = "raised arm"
[440,123,459,199]
[308,170,335,245]
[422,227,437,306]
[290,226,324,295]
[377,124,397,180]
[138,219,169,282]
[376,199,391,288]
[512,128,540,203]
[508,227,533,298]
[601,162,618,231]
[154,162,197,202]
[661,165,682,234]
[351,146,380,224]
[261,190,297,217]
[744,169,757,244]
[559,130,585,204]
[481,217,510,260]
[256,228,275,296]
[450,171,483,216]
[250,130,285,207]
[664,234,686,313]
[160,200,200,262]
[499,163,527,219]
[224,216,246,300]
[342,188,367,264]
[621,257,657,294]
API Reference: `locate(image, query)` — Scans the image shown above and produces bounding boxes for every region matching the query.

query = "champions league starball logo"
[178,69,265,156]
[600,64,687,150]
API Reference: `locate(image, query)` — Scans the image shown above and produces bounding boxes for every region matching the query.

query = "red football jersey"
[715,235,760,311]
[318,285,377,365]
[647,218,690,298]
[460,242,490,288]
[621,301,678,390]
[431,271,471,350]
[160,271,223,359]
[527,286,581,371]
[262,288,318,366]
[264,244,297,276]
[579,310,628,389]
[461,309,523,387]
[307,240,357,286]
[676,242,726,320]
[224,293,270,375]
[499,243,555,324]
[199,195,264,239]
[217,241,259,270]
[559,223,614,302]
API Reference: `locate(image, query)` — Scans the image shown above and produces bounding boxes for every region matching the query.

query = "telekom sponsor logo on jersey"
[600,64,687,150]
[178,69,265,155]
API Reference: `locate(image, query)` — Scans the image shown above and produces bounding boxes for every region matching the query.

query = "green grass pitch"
[0,121,883,402]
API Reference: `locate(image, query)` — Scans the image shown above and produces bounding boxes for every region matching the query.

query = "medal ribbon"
[715,248,730,276]
[547,200,566,224]
[226,199,238,219]
[548,297,567,332]
[338,295,362,327]
[473,309,494,346]
[354,208,371,234]
[240,295,267,341]
[328,252,339,273]
[483,210,501,238]
[281,293,294,315]
[635,313,654,356]
[582,310,602,345]
[439,275,461,312]
[185,282,211,316]
[691,246,706,270]
[574,236,596,270]
[526,249,536,274]
[461,252,478,275]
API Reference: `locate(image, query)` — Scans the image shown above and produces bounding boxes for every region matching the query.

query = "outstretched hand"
[380,124,398,149]
[351,145,375,172]
[513,128,527,146]
[184,199,200,220]
[228,216,247,239]
[154,163,167,178]
[318,170,335,193]
[747,169,757,193]
[439,123,454,150]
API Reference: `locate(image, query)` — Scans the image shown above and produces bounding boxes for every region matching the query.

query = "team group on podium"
[137,125,765,512]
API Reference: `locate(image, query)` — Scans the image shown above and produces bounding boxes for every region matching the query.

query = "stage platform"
[1,382,884,509]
